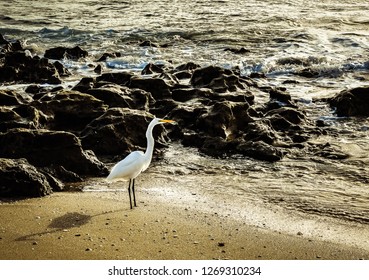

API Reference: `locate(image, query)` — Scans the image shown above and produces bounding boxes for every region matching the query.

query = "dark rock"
[173,70,192,80]
[96,72,132,86]
[268,88,292,103]
[224,47,249,54]
[268,115,297,131]
[159,72,179,85]
[171,88,211,102]
[266,107,306,131]
[282,79,300,85]
[94,64,103,74]
[190,65,251,93]
[1,39,23,53]
[44,46,88,60]
[172,62,201,79]
[39,171,64,192]
[316,119,326,127]
[0,128,108,177]
[41,166,83,183]
[0,158,52,197]
[314,145,350,160]
[0,34,9,45]
[0,90,19,106]
[276,57,311,67]
[174,62,201,72]
[199,137,232,157]
[0,107,21,122]
[87,84,154,110]
[141,63,165,75]
[261,87,297,110]
[150,98,178,117]
[139,40,159,47]
[329,86,369,117]
[13,105,49,125]
[0,105,50,132]
[291,133,310,143]
[196,101,252,139]
[167,105,207,130]
[129,77,172,100]
[96,52,121,62]
[210,74,249,93]
[181,130,205,147]
[295,68,321,78]
[249,72,267,79]
[236,140,285,162]
[32,90,107,131]
[209,91,255,104]
[81,108,168,157]
[25,84,43,94]
[243,122,277,145]
[0,51,62,84]
[72,77,96,93]
[190,66,231,88]
[53,61,71,77]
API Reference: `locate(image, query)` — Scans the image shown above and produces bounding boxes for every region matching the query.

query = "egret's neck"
[144,121,156,159]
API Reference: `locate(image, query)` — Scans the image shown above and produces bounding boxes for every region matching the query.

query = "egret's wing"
[106,151,145,181]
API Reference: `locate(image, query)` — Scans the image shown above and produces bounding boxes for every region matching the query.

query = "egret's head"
[151,117,175,126]
[147,117,175,136]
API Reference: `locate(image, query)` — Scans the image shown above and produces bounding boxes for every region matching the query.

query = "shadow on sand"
[15,210,120,241]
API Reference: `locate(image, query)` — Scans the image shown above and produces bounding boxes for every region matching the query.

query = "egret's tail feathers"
[106,172,118,182]
[106,171,130,182]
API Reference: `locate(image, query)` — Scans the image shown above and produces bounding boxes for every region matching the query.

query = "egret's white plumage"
[107,117,174,209]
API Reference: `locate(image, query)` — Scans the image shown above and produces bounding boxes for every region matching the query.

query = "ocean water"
[1,0,369,233]
[2,0,369,80]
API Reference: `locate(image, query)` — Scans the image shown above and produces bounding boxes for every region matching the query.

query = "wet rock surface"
[0,158,52,197]
[0,128,108,177]
[0,36,64,84]
[329,86,369,117]
[1,34,366,197]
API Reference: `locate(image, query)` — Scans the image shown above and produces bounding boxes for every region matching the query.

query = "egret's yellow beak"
[159,119,175,124]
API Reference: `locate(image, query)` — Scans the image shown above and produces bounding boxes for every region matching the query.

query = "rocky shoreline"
[1,34,368,198]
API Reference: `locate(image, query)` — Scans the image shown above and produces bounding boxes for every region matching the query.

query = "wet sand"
[1,179,369,260]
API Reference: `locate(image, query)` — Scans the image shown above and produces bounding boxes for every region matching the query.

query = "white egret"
[106,117,175,209]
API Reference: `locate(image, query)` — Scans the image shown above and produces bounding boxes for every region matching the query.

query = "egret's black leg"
[128,179,133,209]
[132,178,137,207]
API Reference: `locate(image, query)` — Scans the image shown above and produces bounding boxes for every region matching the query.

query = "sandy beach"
[1,174,369,260]
[1,0,369,265]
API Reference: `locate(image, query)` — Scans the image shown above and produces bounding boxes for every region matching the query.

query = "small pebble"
[218,242,225,247]
[85,248,92,251]
[32,241,38,245]
[297,231,303,236]
[75,234,81,237]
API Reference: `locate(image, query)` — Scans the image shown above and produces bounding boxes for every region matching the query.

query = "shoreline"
[1,180,369,260]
